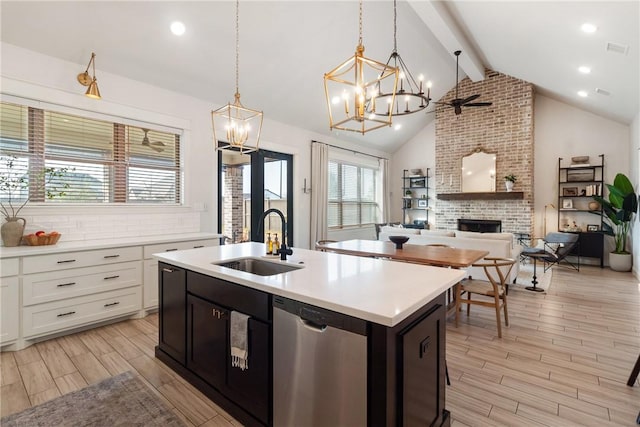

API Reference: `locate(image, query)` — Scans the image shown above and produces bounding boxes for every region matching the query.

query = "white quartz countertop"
[0,232,222,258]
[154,242,465,327]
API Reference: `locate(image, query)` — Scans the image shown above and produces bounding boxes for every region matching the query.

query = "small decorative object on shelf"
[504,174,516,192]
[570,155,590,167]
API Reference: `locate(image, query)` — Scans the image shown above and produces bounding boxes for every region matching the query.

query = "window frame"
[0,101,183,206]
[328,159,379,229]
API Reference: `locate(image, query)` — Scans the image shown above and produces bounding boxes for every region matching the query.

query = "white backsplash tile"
[20,211,201,243]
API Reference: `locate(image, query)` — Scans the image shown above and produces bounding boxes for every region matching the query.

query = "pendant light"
[212,0,263,154]
[323,0,399,134]
[374,0,431,116]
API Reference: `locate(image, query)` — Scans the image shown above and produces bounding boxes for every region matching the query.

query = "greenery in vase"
[504,174,517,183]
[592,173,638,254]
[0,155,71,220]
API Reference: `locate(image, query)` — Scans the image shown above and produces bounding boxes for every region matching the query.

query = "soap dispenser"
[266,233,273,255]
[273,234,280,253]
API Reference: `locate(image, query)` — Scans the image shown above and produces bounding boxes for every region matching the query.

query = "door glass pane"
[221,150,251,243]
[263,157,288,245]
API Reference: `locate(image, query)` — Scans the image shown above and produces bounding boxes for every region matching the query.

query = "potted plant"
[1,156,70,247]
[593,173,638,271]
[504,174,516,192]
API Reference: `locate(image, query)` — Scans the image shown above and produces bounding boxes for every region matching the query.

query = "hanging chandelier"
[323,0,399,134]
[374,0,431,116]
[212,0,263,154]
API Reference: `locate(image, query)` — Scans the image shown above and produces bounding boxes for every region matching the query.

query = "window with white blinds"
[0,101,181,205]
[328,160,378,228]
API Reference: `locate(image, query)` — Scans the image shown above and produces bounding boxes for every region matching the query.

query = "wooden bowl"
[23,233,62,246]
[389,235,410,249]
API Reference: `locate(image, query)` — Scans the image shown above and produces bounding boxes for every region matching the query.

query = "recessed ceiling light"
[170,21,186,36]
[578,66,591,74]
[577,90,588,97]
[581,23,597,33]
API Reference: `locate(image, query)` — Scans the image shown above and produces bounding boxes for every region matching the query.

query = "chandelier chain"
[235,0,240,95]
[393,0,397,53]
[358,0,363,46]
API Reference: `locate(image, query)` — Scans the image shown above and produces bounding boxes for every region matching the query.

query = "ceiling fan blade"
[461,94,480,104]
[465,102,493,107]
[150,141,166,147]
[150,145,164,153]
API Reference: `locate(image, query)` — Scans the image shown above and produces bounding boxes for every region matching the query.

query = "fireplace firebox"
[457,219,502,233]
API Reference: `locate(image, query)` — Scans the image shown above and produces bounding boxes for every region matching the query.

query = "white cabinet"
[21,247,143,340]
[0,258,19,345]
[1,233,221,350]
[142,239,219,309]
[23,287,142,338]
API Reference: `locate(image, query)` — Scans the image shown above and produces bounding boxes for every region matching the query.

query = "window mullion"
[113,124,126,202]
[28,108,45,202]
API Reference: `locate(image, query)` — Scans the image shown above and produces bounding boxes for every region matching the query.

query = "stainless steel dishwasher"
[273,296,367,426]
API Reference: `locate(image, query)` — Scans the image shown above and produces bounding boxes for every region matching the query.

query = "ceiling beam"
[407,0,486,82]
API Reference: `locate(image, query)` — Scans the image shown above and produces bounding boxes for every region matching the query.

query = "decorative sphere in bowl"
[389,235,410,249]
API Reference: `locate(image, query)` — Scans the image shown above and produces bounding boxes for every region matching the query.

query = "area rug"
[0,371,185,427]
[512,261,553,292]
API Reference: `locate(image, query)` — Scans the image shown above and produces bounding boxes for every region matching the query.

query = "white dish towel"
[230,310,250,371]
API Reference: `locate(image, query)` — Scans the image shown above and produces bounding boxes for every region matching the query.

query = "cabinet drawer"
[23,246,142,274]
[144,239,218,259]
[187,271,270,321]
[23,261,142,306]
[1,276,19,344]
[0,258,19,277]
[23,286,142,339]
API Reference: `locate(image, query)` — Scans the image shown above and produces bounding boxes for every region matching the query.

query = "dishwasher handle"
[300,318,327,332]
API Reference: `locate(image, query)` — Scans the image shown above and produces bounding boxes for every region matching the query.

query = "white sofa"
[378,227,521,283]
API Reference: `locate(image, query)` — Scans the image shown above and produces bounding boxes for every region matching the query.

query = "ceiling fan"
[435,50,492,115]
[141,128,165,153]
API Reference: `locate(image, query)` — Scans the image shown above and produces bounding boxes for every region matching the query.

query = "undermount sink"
[213,257,302,276]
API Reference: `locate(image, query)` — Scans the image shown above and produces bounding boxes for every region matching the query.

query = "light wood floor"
[1,265,639,426]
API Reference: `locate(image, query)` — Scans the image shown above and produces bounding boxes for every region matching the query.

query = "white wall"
[389,121,436,226]
[534,94,630,264]
[1,43,391,248]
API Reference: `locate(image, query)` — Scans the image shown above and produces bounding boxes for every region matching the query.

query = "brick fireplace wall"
[435,70,534,236]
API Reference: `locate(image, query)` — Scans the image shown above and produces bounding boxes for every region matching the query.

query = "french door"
[218,148,293,246]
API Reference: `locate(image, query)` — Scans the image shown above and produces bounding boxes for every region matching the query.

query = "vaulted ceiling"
[1,1,637,153]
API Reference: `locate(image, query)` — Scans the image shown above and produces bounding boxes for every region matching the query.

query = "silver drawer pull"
[162,267,175,273]
[57,282,76,287]
[165,248,178,252]
[193,245,204,248]
[104,301,120,307]
[103,254,120,259]
[57,259,76,264]
[104,275,120,280]
[57,311,76,317]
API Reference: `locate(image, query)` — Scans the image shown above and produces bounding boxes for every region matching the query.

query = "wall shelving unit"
[402,168,430,229]
[557,154,604,267]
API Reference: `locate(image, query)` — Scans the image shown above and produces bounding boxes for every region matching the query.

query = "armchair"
[521,232,580,292]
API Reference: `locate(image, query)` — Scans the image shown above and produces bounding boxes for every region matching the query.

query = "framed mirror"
[461,148,496,192]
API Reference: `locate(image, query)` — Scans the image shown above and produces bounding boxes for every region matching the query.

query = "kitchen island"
[154,242,465,427]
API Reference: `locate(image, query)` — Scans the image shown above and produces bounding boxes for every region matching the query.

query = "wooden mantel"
[437,192,524,201]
